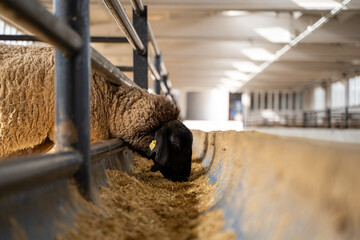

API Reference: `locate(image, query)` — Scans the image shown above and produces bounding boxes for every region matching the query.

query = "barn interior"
[0,0,360,239]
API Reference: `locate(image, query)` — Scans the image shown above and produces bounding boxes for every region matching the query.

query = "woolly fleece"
[0,44,179,158]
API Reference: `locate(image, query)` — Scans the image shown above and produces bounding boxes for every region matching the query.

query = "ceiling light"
[222,11,249,17]
[255,27,291,43]
[232,61,259,73]
[242,48,275,61]
[219,78,244,91]
[235,0,352,92]
[224,71,249,81]
[293,11,303,19]
[291,0,342,9]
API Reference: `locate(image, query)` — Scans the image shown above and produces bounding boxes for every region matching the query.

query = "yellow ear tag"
[149,140,157,151]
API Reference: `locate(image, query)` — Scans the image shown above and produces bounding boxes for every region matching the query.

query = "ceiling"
[41,0,360,92]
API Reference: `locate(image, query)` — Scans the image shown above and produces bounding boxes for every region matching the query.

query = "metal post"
[129,0,145,16]
[54,0,91,200]
[133,6,148,89]
[345,107,349,129]
[345,78,349,129]
[163,74,170,94]
[162,75,176,104]
[326,108,331,128]
[154,54,162,94]
[303,112,307,127]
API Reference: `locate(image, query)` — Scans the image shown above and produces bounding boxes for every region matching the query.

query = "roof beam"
[238,0,353,91]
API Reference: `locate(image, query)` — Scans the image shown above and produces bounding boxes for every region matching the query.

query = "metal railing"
[102,0,146,55]
[245,106,360,129]
[0,0,174,200]
[0,0,174,96]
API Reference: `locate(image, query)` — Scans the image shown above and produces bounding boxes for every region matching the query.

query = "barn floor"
[57,130,360,239]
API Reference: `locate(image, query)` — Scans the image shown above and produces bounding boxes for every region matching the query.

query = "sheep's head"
[148,120,193,182]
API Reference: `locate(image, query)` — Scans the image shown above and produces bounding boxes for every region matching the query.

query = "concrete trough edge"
[0,141,134,240]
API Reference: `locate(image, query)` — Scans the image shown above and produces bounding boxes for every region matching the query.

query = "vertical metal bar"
[345,78,350,129]
[163,74,170,94]
[133,6,148,89]
[54,0,91,200]
[327,108,331,128]
[303,112,307,127]
[129,0,145,16]
[162,75,176,104]
[154,53,162,94]
[345,107,349,129]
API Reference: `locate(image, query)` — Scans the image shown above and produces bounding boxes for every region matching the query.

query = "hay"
[58,154,235,240]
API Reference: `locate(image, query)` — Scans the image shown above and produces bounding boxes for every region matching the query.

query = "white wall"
[331,81,346,108]
[313,87,326,111]
[186,89,229,121]
[172,89,187,120]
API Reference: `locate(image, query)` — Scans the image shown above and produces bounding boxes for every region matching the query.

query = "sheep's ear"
[154,127,169,166]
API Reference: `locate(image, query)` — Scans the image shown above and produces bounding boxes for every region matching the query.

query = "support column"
[324,81,332,128]
[133,6,148,89]
[242,92,250,129]
[154,53,161,94]
[54,0,91,200]
[344,79,349,128]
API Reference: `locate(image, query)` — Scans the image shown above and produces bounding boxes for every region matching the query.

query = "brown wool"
[0,44,179,159]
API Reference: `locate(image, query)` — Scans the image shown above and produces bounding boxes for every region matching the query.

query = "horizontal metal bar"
[148,57,161,81]
[90,138,127,163]
[0,151,82,196]
[147,23,160,56]
[102,0,146,55]
[129,0,145,16]
[116,65,133,72]
[0,138,128,196]
[91,36,128,43]
[0,34,39,41]
[90,47,136,87]
[0,0,82,56]
[0,35,128,43]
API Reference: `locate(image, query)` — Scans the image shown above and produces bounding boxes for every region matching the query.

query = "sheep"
[0,44,193,182]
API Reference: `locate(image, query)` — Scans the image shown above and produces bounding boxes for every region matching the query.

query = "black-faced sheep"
[0,44,192,182]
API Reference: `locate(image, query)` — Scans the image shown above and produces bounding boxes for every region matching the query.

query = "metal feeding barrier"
[0,0,173,238]
[245,106,360,129]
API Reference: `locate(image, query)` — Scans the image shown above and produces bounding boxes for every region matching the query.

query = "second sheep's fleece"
[0,44,193,181]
